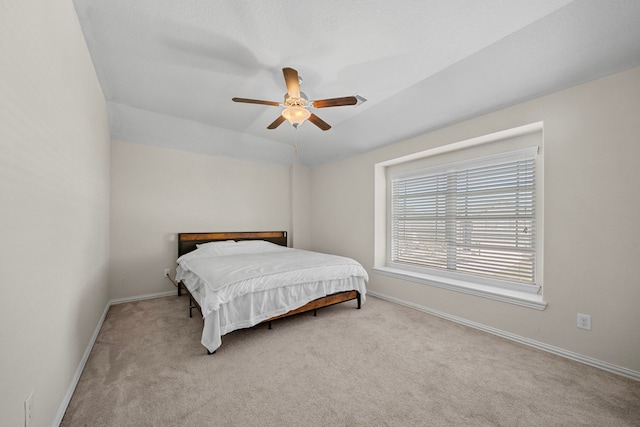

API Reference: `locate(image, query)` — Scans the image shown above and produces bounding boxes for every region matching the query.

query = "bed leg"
[357,293,361,309]
[177,283,182,297]
[268,321,272,330]
[189,297,195,318]
[313,309,317,317]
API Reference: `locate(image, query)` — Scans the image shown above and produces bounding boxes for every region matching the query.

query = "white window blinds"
[391,147,538,291]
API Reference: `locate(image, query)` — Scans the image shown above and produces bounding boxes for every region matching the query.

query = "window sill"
[373,266,547,310]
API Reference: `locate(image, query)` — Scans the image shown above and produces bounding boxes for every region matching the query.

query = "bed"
[175,231,368,353]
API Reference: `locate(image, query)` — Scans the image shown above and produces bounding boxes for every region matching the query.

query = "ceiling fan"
[232,67,364,131]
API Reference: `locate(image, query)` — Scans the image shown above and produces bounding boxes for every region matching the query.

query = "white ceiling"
[73,0,640,167]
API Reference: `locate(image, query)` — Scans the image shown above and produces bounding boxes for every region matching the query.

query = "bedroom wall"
[0,1,111,426]
[109,140,292,300]
[310,66,640,374]
[290,162,312,250]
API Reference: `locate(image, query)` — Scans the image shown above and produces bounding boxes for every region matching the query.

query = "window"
[373,123,545,309]
[390,147,538,294]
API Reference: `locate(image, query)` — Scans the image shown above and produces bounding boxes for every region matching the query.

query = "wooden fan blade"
[312,96,358,108]
[308,113,331,131]
[282,67,300,98]
[232,97,280,107]
[267,115,286,129]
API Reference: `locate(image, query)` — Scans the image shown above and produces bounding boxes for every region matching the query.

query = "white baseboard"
[368,290,640,381]
[51,300,110,427]
[52,290,179,427]
[110,290,177,305]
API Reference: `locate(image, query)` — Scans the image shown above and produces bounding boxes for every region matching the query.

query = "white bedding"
[176,241,368,352]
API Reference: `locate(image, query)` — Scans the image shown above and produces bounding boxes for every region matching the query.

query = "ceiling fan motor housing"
[284,92,308,107]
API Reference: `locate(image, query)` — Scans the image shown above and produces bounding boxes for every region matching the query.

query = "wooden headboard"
[177,231,288,257]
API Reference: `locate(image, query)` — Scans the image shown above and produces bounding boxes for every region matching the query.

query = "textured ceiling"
[73,0,640,167]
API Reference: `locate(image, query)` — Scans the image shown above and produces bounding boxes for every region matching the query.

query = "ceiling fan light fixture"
[282,105,311,127]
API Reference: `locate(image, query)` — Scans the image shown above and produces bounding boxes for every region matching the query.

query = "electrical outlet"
[164,268,171,277]
[577,313,592,330]
[24,391,33,427]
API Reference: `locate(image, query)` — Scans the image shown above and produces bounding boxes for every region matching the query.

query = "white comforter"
[175,241,368,352]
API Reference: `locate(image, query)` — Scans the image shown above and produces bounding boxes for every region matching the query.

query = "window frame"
[373,123,546,310]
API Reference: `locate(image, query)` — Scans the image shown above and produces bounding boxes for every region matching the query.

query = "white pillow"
[216,240,287,255]
[177,240,237,263]
[178,240,287,263]
[195,240,235,249]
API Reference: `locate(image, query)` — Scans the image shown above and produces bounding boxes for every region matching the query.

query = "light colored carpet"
[61,295,640,426]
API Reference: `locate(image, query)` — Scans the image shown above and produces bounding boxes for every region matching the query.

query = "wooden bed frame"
[176,231,362,351]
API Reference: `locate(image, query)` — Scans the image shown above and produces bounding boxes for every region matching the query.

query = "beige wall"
[311,66,640,373]
[290,162,312,250]
[109,140,292,299]
[0,1,111,426]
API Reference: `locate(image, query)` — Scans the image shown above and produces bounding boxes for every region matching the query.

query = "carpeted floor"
[61,295,640,426]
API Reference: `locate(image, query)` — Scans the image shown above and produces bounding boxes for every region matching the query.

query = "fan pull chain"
[294,127,299,155]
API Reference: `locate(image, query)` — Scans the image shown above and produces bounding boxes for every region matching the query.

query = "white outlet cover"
[577,313,592,330]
